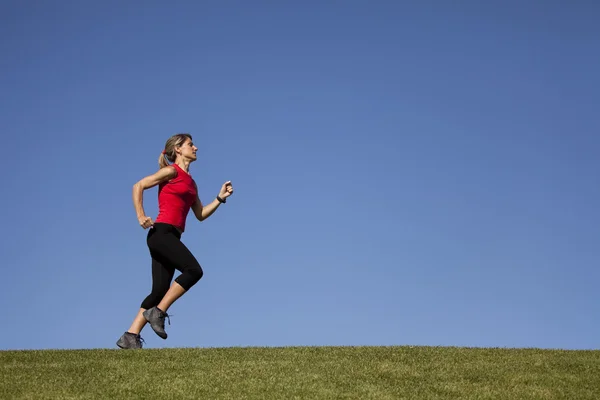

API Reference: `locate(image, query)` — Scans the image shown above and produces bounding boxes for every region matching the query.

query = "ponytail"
[158,151,170,169]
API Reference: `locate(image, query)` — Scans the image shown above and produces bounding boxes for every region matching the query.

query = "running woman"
[117,133,234,349]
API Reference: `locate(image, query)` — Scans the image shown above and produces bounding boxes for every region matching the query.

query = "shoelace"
[136,335,146,346]
[160,311,172,326]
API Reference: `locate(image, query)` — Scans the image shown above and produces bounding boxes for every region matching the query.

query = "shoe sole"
[116,341,141,349]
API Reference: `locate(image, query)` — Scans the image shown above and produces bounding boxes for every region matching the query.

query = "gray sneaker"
[116,332,144,349]
[143,307,171,339]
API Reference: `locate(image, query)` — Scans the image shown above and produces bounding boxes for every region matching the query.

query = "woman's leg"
[156,282,186,313]
[141,256,177,310]
[155,245,203,312]
[126,257,175,334]
[117,254,176,348]
[126,309,146,336]
[143,224,203,338]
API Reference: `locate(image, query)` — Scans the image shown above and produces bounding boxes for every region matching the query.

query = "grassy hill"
[1,345,599,399]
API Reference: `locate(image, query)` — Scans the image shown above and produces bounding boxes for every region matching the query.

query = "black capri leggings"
[140,223,203,310]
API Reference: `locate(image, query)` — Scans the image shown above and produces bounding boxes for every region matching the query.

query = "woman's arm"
[191,181,234,222]
[192,197,221,222]
[133,166,177,228]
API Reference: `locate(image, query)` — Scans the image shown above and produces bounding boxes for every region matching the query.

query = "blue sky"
[1,1,599,351]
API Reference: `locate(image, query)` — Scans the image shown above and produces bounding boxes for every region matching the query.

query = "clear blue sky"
[1,1,599,351]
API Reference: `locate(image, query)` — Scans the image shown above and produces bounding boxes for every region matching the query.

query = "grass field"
[1,345,599,399]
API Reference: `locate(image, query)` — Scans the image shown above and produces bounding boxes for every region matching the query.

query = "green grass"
[1,346,599,399]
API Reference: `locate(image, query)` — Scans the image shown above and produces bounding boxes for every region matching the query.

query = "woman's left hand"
[219,181,234,199]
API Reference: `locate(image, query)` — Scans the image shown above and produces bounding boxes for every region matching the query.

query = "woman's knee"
[189,266,203,284]
[176,265,203,290]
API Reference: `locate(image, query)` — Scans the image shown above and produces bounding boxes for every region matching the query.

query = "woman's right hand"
[138,215,154,229]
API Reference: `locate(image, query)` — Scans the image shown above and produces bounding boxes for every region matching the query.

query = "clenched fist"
[219,181,234,200]
[138,215,154,229]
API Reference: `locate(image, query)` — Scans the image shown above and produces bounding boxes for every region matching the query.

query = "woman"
[117,133,234,349]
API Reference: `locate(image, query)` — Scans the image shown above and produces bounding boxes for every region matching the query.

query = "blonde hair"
[159,133,192,168]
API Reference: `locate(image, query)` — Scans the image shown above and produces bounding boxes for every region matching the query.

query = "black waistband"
[150,222,182,239]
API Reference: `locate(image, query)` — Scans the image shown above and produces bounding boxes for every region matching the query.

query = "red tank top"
[154,164,198,232]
